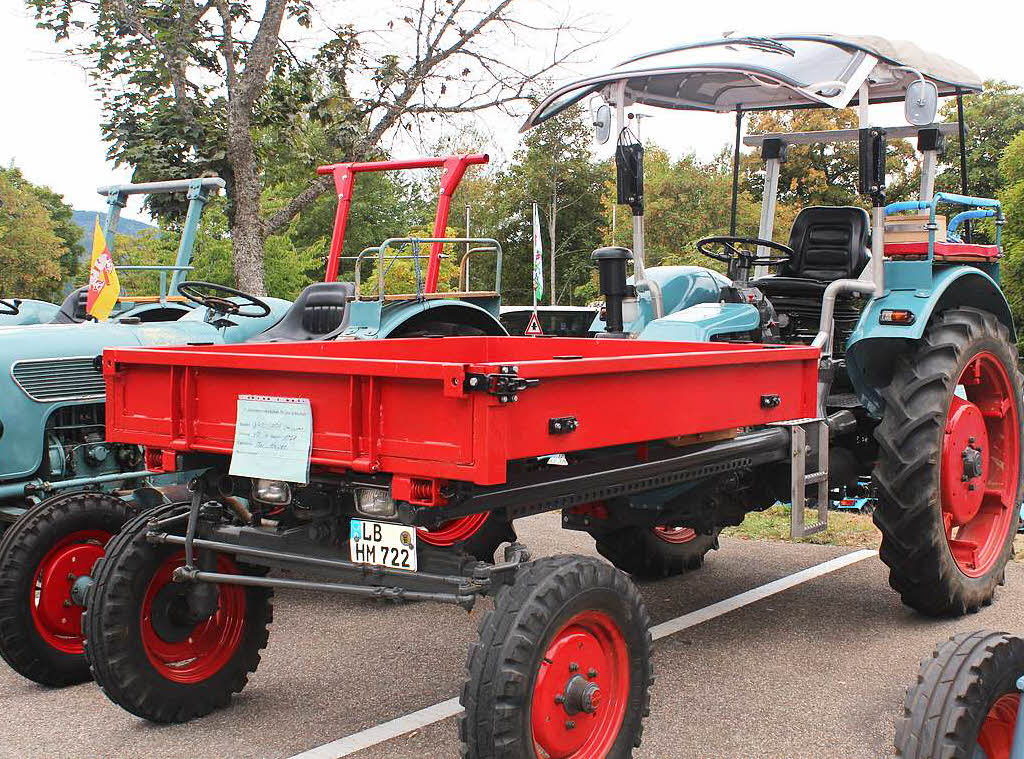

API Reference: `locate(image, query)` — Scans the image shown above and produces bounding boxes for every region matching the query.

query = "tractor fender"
[846,266,1015,417]
[376,298,506,338]
[589,265,731,333]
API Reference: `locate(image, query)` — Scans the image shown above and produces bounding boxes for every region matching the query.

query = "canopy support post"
[956,90,972,243]
[730,109,743,236]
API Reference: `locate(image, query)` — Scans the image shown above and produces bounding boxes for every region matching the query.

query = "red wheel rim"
[940,351,1020,577]
[417,513,490,546]
[977,692,1019,759]
[530,611,630,759]
[29,529,111,655]
[652,526,697,544]
[140,552,246,684]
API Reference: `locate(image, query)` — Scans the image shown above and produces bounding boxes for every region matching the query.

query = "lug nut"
[588,668,598,678]
[554,694,564,704]
[565,720,575,730]
[569,662,579,672]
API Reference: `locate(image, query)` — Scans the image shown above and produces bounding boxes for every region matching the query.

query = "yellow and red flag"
[86,219,120,321]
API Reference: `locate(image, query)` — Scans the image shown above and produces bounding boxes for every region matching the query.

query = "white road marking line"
[286,548,877,759]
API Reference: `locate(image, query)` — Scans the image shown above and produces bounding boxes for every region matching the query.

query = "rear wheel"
[595,524,719,579]
[460,555,652,758]
[873,308,1023,616]
[0,492,131,685]
[418,513,517,562]
[84,504,272,722]
[896,630,1024,759]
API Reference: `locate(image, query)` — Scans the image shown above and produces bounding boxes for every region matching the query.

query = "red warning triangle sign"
[524,310,544,336]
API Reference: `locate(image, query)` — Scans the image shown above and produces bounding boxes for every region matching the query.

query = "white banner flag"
[532,202,544,304]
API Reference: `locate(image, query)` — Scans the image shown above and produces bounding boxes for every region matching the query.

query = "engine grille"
[11,357,105,402]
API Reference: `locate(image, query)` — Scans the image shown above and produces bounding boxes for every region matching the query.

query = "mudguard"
[343,296,506,338]
[846,263,1015,417]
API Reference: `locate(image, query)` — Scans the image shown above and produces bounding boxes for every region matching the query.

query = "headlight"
[355,487,396,518]
[252,479,291,505]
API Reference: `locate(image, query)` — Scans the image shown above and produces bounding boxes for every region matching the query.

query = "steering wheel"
[177,281,271,318]
[0,298,20,316]
[696,236,795,273]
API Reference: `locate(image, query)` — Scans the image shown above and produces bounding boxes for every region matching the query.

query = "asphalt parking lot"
[2,512,1023,759]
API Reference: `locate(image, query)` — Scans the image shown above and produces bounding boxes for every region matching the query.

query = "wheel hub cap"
[939,352,1020,578]
[978,692,1019,759]
[531,611,629,759]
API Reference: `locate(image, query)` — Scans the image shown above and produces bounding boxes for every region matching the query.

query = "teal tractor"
[0,155,510,686]
[523,35,1021,616]
[0,176,292,528]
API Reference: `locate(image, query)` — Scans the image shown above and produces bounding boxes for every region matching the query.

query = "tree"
[997,132,1024,337]
[490,107,605,305]
[742,108,918,208]
[29,0,596,295]
[0,166,81,289]
[938,81,1024,200]
[0,171,65,299]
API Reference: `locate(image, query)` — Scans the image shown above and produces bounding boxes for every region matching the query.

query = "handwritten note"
[229,395,313,484]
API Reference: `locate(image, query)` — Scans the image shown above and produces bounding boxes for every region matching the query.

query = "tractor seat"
[750,206,870,297]
[49,287,89,323]
[250,281,354,342]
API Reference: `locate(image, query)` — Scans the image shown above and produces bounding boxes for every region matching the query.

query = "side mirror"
[905,79,938,126]
[592,103,611,145]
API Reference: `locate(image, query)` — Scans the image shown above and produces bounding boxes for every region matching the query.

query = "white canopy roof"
[522,34,983,131]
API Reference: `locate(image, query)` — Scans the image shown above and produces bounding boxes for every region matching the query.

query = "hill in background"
[72,210,156,260]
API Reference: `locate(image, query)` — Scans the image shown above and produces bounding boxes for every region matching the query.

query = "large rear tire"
[873,307,1023,616]
[896,630,1024,758]
[460,555,652,758]
[84,503,272,722]
[0,492,132,685]
[595,525,719,579]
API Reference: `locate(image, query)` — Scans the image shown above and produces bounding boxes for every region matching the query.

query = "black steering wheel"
[0,298,20,316]
[177,281,271,318]
[696,236,795,273]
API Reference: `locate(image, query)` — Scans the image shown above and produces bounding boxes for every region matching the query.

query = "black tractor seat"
[750,206,870,297]
[250,281,355,342]
[49,287,89,323]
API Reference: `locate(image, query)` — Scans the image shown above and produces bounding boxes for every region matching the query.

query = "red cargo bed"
[103,337,818,486]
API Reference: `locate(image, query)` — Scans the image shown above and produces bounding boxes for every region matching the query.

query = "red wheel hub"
[652,526,697,544]
[417,513,489,546]
[30,530,111,655]
[977,692,1019,759]
[940,352,1020,577]
[140,552,246,684]
[530,611,629,759]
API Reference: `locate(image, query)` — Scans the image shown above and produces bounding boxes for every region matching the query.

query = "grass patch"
[722,504,881,549]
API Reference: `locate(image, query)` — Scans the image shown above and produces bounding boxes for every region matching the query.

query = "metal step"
[774,418,829,538]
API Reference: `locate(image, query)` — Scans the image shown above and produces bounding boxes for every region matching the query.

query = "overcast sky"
[1,0,1020,222]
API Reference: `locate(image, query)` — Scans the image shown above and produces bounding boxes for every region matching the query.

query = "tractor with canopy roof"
[19,34,1021,759]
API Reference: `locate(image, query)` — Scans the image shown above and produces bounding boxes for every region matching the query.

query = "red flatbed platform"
[103,337,818,486]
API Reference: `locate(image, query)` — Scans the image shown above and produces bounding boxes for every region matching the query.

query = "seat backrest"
[781,206,870,282]
[250,281,354,342]
[49,286,89,323]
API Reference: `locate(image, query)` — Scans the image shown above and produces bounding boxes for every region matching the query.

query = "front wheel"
[0,492,132,685]
[873,308,1023,616]
[84,504,273,723]
[896,630,1024,758]
[460,555,653,758]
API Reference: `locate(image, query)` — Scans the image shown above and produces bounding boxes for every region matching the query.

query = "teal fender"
[0,299,290,484]
[590,265,731,334]
[342,296,505,338]
[638,302,760,342]
[846,263,1015,417]
[0,300,60,326]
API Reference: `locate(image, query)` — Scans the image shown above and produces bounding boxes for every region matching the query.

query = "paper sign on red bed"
[229,395,313,483]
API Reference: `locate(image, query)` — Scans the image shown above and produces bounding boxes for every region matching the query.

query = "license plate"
[349,519,417,572]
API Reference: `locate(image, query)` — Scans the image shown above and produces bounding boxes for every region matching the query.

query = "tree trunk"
[225,102,267,296]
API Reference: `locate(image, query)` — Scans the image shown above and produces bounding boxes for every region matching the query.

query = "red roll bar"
[316,153,489,290]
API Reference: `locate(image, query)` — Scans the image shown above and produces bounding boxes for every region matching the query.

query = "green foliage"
[0,166,81,291]
[0,171,65,299]
[938,81,1024,200]
[113,197,318,300]
[997,132,1024,337]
